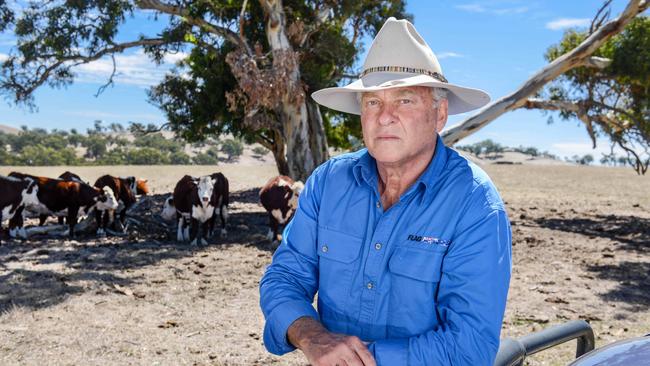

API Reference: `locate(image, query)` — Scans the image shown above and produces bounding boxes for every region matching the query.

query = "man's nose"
[377,104,397,126]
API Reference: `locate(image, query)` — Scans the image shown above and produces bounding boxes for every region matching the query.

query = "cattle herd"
[0,170,304,246]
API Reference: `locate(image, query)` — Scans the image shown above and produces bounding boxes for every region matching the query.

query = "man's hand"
[287,317,376,366]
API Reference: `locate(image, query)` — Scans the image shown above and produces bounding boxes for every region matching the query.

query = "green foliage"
[220,138,243,161]
[126,147,170,165]
[543,16,650,174]
[133,133,184,153]
[569,154,594,166]
[18,145,80,166]
[84,134,108,159]
[192,146,220,165]
[456,139,504,158]
[252,146,269,157]
[169,151,191,165]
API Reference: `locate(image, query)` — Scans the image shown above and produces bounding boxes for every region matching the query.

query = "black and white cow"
[0,175,39,242]
[259,175,304,242]
[171,175,217,245]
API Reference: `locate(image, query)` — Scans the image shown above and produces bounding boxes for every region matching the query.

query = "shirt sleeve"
[259,165,327,355]
[370,187,512,365]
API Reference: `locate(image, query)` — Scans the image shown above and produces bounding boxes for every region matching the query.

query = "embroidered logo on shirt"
[407,234,451,247]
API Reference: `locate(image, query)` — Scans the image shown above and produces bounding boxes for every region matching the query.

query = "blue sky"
[0,0,643,160]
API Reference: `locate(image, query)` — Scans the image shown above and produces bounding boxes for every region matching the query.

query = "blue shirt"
[260,136,512,365]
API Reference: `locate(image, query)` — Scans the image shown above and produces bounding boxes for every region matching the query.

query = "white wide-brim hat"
[312,18,490,115]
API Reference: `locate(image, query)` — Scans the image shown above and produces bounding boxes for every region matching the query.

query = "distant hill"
[0,124,20,134]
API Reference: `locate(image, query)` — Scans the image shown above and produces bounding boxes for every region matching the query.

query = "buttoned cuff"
[262,300,319,355]
[369,338,409,366]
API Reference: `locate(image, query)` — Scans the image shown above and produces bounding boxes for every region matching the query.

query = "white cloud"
[456,3,528,15]
[63,110,162,121]
[0,53,9,62]
[456,4,487,13]
[551,141,624,159]
[437,52,463,59]
[545,18,591,31]
[494,6,528,15]
[75,49,189,88]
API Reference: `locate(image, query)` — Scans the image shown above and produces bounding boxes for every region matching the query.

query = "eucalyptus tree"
[0,0,407,179]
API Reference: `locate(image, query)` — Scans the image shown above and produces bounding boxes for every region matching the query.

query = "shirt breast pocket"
[317,227,363,309]
[387,244,447,329]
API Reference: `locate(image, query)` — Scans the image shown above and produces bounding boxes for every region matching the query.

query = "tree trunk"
[262,0,329,181]
[269,129,290,176]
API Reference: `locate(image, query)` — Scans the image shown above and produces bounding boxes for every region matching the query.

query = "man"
[260,17,511,366]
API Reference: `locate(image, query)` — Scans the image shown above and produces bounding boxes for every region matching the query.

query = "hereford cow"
[8,172,118,238]
[172,175,217,246]
[55,171,85,224]
[0,175,39,242]
[93,175,138,235]
[259,175,304,242]
[208,172,229,238]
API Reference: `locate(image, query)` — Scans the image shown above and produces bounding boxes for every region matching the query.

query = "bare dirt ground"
[1,162,649,366]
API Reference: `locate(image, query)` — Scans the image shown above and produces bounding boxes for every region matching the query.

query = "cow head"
[21,178,40,206]
[161,197,176,221]
[197,176,215,207]
[94,186,119,211]
[136,179,150,195]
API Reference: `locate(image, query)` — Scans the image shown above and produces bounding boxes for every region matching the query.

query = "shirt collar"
[352,134,449,200]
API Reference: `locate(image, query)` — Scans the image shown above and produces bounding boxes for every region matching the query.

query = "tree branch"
[442,0,648,146]
[523,98,598,148]
[578,56,612,69]
[135,0,252,55]
[4,38,167,104]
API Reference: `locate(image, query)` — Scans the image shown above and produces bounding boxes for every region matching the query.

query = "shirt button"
[322,245,328,253]
[374,243,382,250]
[366,282,374,290]
[376,201,381,209]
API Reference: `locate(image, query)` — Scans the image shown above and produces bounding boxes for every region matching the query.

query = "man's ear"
[435,98,449,133]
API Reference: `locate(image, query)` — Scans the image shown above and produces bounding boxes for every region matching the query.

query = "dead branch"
[441,0,648,146]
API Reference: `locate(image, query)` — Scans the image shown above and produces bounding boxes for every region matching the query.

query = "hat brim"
[311,73,490,115]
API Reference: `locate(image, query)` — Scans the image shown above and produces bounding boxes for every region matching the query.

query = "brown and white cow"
[259,175,304,242]
[172,175,217,245]
[0,175,39,242]
[8,172,118,238]
[54,171,85,224]
[93,175,138,235]
[208,172,229,238]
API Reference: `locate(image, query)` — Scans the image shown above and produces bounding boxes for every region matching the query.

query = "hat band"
[360,66,448,83]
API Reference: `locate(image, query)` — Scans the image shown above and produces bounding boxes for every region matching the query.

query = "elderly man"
[260,18,511,366]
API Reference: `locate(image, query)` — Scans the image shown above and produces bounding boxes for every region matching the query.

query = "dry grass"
[1,162,649,366]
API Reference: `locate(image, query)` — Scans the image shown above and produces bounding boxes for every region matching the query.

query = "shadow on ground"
[535,214,650,252]
[0,188,274,313]
[586,261,650,311]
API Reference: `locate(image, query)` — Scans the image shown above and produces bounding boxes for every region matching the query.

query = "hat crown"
[363,18,443,76]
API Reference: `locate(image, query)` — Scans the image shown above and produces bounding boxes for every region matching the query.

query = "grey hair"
[357,87,448,108]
